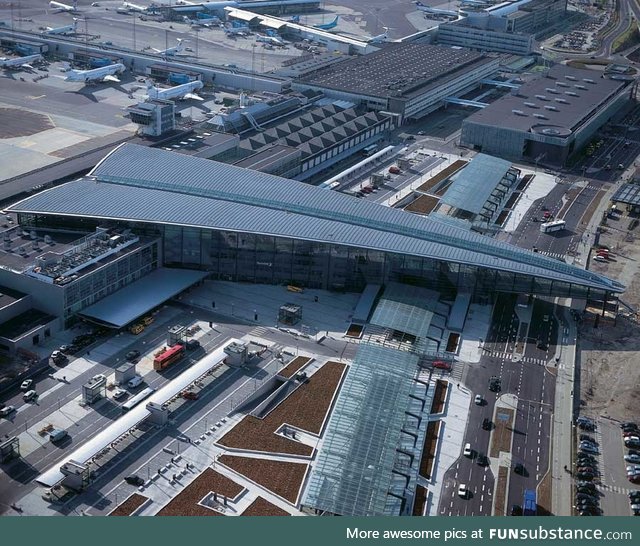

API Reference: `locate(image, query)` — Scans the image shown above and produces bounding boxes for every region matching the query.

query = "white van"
[49,429,68,443]
[127,375,144,389]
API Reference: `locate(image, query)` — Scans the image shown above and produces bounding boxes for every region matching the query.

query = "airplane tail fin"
[73,0,77,9]
[333,16,339,24]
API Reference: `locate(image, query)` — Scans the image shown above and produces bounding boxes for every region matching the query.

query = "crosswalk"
[249,326,271,338]
[450,363,464,382]
[484,350,549,366]
[537,250,567,261]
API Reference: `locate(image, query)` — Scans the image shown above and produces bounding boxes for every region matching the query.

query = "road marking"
[36,382,65,402]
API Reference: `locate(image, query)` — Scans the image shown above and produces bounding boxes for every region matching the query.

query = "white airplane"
[182,15,216,28]
[122,2,147,12]
[256,35,287,47]
[145,79,203,101]
[0,54,43,69]
[368,27,390,44]
[49,0,79,13]
[64,63,125,83]
[224,26,250,37]
[43,18,78,35]
[152,38,186,56]
[415,2,458,17]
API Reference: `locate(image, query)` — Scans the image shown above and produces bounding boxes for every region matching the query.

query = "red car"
[181,390,199,400]
[433,361,452,371]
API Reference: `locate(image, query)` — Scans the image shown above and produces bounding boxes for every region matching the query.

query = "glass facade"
[17,213,612,304]
[63,240,158,321]
[158,224,608,301]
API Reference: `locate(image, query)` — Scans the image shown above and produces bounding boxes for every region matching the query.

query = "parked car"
[181,390,199,400]
[625,454,640,463]
[476,454,489,467]
[474,394,483,405]
[49,429,68,443]
[127,375,144,389]
[580,434,596,443]
[510,504,522,516]
[621,422,638,430]
[463,443,473,457]
[433,360,451,371]
[124,475,144,486]
[20,379,33,391]
[186,339,201,351]
[458,484,469,498]
[113,388,127,400]
[579,443,599,454]
[0,405,16,417]
[482,418,492,430]
[514,463,525,475]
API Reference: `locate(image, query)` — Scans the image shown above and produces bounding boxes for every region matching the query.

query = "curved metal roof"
[8,143,623,293]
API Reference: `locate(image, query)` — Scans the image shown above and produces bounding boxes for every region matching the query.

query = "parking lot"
[571,416,640,515]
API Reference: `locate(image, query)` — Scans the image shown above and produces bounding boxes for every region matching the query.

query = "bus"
[540,219,566,233]
[121,386,155,413]
[523,489,537,516]
[153,344,185,371]
[362,144,379,157]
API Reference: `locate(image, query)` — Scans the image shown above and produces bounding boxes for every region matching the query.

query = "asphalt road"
[440,295,557,516]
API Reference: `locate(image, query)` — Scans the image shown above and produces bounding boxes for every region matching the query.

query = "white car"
[0,405,16,417]
[458,484,469,498]
[474,394,483,405]
[593,255,607,263]
[463,443,472,457]
[20,379,33,391]
[113,388,127,400]
[92,374,106,382]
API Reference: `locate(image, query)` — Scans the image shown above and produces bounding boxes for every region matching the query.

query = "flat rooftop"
[233,145,300,171]
[296,43,494,99]
[464,66,629,135]
[0,285,27,309]
[0,308,54,340]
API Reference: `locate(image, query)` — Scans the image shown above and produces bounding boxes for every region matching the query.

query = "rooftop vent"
[533,113,547,119]
[535,94,548,100]
[574,84,587,90]
[556,81,569,87]
[544,105,558,111]
[565,91,579,96]
[545,87,559,94]
[512,109,526,116]
[565,75,577,81]
[555,97,568,103]
[583,78,595,84]
[523,101,537,107]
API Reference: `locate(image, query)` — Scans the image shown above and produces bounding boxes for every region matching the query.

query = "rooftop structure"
[303,284,440,516]
[37,341,236,488]
[7,143,622,298]
[436,153,520,227]
[460,65,634,165]
[293,44,500,121]
[612,183,640,208]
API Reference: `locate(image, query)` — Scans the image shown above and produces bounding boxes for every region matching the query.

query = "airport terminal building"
[460,65,634,165]
[4,144,622,330]
[293,44,500,122]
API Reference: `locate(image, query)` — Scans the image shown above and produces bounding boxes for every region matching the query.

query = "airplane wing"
[103,74,121,83]
[184,93,203,101]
